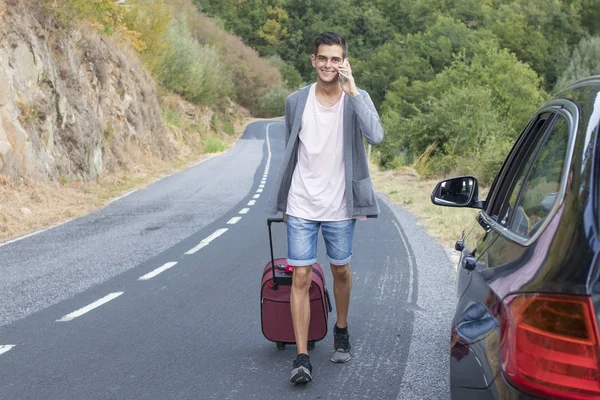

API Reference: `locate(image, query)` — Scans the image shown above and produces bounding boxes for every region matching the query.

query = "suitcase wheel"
[308,341,315,351]
[276,342,285,350]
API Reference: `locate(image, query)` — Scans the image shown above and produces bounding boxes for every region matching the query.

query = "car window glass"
[494,114,554,224]
[509,117,569,237]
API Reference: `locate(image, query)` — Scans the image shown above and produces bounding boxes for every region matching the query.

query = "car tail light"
[501,293,600,399]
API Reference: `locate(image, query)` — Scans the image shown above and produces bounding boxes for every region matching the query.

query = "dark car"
[432,76,600,399]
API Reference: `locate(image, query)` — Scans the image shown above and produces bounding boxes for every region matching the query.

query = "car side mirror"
[431,176,484,209]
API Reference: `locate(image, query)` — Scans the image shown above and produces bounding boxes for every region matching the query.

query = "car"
[431,76,600,399]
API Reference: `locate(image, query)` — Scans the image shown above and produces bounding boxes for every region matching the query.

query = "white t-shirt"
[286,84,349,221]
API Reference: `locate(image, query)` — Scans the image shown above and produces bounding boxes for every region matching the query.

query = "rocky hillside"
[0,0,242,183]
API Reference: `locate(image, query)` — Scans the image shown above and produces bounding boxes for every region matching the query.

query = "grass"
[369,163,487,249]
[202,137,226,153]
[162,106,183,127]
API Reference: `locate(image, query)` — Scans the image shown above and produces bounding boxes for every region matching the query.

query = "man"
[266,32,384,384]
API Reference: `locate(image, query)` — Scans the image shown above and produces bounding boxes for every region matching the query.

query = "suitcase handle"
[267,218,285,288]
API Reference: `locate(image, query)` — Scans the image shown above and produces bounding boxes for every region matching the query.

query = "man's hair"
[314,32,347,58]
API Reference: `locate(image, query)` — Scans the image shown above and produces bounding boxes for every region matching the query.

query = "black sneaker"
[331,326,351,363]
[290,353,312,384]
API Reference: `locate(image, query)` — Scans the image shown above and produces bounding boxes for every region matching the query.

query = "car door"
[451,101,577,395]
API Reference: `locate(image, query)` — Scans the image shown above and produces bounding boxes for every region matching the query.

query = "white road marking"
[138,262,178,281]
[257,189,263,193]
[108,189,137,204]
[264,123,273,176]
[259,185,265,188]
[192,154,218,167]
[393,220,414,303]
[0,218,75,248]
[248,200,256,206]
[0,345,15,356]
[0,153,225,249]
[261,180,266,184]
[239,208,250,214]
[227,217,242,225]
[56,292,124,322]
[185,228,229,255]
[253,194,260,199]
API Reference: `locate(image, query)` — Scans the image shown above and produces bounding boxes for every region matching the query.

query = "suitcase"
[261,217,332,350]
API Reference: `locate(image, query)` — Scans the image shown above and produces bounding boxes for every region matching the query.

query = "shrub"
[152,18,233,105]
[256,86,291,118]
[202,137,226,153]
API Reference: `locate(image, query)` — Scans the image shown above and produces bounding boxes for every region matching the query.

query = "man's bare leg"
[330,263,352,363]
[290,266,313,355]
[330,263,352,328]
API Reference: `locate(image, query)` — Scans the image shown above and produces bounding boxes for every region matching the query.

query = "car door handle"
[477,214,491,232]
[463,256,477,271]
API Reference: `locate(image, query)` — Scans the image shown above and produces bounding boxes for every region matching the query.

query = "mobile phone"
[339,58,348,85]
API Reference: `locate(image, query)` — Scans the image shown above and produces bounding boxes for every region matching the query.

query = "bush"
[180,6,284,114]
[256,86,291,118]
[555,36,600,91]
[152,18,233,105]
[381,41,547,181]
[202,137,226,153]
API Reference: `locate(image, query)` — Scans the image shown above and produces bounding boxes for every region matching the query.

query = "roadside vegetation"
[44,0,291,117]
[191,0,600,244]
[194,0,600,182]
[5,0,600,245]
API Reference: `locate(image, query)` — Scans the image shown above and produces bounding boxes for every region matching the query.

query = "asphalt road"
[0,121,456,400]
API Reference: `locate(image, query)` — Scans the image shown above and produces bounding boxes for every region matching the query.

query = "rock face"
[0,2,173,181]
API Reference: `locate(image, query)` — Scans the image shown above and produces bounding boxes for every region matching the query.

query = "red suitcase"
[261,218,332,350]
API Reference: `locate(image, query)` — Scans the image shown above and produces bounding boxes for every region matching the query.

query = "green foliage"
[221,116,235,135]
[256,86,292,118]
[49,0,600,181]
[162,106,183,127]
[382,42,547,183]
[487,0,585,89]
[153,18,233,105]
[266,56,304,89]
[555,36,600,90]
[121,0,173,65]
[202,137,226,153]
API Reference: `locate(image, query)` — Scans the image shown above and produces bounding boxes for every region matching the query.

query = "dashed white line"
[138,262,178,281]
[185,228,229,255]
[257,189,263,193]
[56,292,124,322]
[266,123,273,165]
[0,345,15,356]
[253,194,260,199]
[227,217,242,225]
[259,185,265,189]
[239,208,250,214]
[248,200,257,206]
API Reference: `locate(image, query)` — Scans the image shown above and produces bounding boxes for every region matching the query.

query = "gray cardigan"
[266,84,384,218]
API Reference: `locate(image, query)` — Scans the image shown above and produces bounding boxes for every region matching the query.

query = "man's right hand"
[282,212,286,224]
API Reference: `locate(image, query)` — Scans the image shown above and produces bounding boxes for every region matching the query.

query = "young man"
[266,32,384,384]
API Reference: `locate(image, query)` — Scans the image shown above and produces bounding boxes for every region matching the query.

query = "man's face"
[311,44,344,84]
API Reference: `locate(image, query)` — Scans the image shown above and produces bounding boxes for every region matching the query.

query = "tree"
[555,37,600,90]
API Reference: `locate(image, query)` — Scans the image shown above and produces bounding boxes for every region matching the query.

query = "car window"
[510,117,569,237]
[489,113,554,222]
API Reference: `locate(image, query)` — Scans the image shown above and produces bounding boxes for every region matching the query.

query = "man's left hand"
[338,60,358,97]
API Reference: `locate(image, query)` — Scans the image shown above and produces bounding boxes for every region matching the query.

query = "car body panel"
[445,77,600,399]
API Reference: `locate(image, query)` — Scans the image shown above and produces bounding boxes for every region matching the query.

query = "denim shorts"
[286,215,356,267]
